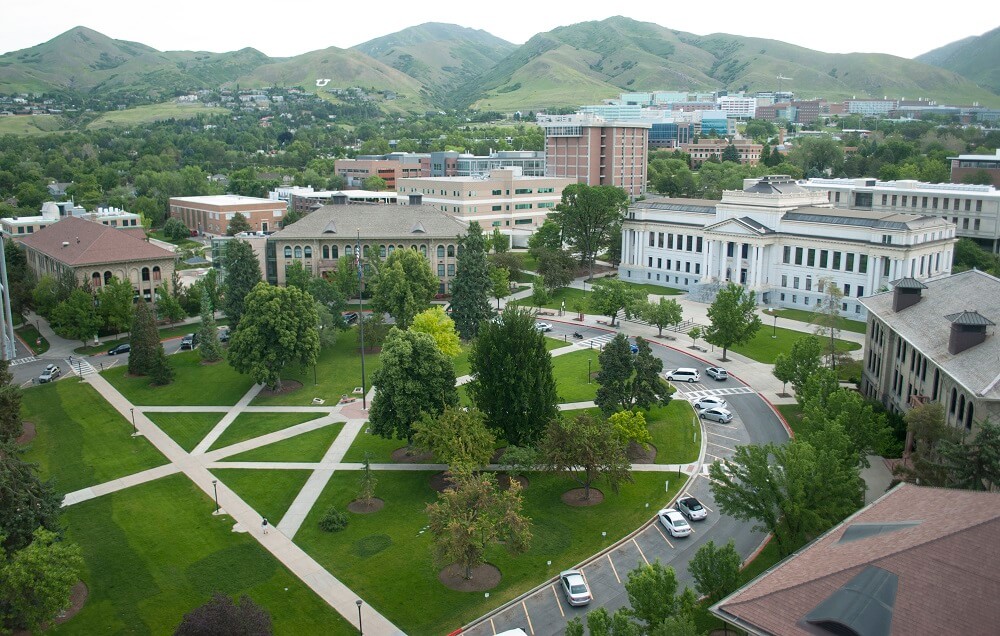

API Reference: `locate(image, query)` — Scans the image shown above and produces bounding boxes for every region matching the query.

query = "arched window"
[950,388,958,413]
[958,395,966,421]
[304,246,312,258]
[104,271,112,285]
[331,245,339,259]
[322,245,329,259]
[387,245,395,255]
[420,245,427,257]
[92,272,101,287]
[380,245,387,258]
[411,245,418,251]
[152,266,161,282]
[294,246,302,258]
[141,267,150,282]
[447,244,455,257]
[346,245,353,257]
[363,245,370,257]
[965,403,975,430]
[398,244,404,251]
[284,246,293,258]
[437,245,445,258]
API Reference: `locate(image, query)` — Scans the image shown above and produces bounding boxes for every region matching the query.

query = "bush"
[318,507,349,532]
[174,592,272,636]
[163,218,191,241]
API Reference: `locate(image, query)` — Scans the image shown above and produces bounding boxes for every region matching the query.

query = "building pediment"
[703,216,774,237]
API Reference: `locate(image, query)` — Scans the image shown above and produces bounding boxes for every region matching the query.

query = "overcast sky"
[2,1,997,60]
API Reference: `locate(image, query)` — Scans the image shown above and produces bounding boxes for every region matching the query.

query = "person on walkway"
[261,517,269,534]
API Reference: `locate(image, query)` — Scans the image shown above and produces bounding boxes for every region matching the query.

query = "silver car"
[38,364,61,383]
[700,407,734,423]
[559,569,592,606]
[535,322,553,332]
[676,496,708,521]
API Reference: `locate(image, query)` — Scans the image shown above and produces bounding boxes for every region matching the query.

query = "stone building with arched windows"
[17,215,176,302]
[265,200,467,295]
[860,269,1000,434]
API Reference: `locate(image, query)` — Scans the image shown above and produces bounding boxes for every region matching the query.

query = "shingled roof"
[18,216,174,266]
[711,484,1000,635]
[269,203,467,240]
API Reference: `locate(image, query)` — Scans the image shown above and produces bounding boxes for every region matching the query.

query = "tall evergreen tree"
[197,292,223,363]
[631,337,666,409]
[221,239,262,329]
[128,299,159,376]
[0,360,23,443]
[150,346,175,386]
[449,222,494,340]
[0,439,62,553]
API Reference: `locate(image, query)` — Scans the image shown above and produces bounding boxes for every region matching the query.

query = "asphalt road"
[461,318,789,636]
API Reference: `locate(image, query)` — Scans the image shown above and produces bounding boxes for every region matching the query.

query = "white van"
[665,367,700,383]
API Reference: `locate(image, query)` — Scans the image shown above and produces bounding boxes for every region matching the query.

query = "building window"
[795,247,803,265]
[447,245,455,257]
[843,283,851,296]
[420,245,427,257]
[859,255,868,274]
[284,246,292,258]
[447,264,455,276]
[437,245,445,258]
[492,205,502,211]
[304,246,312,259]
[294,246,302,258]
[322,245,329,259]
[648,257,653,267]
[820,250,828,268]
[832,251,841,270]
[141,267,150,282]
[649,233,655,247]
[783,246,791,264]
[846,253,855,271]
[152,266,161,282]
[805,277,812,291]
[781,274,787,287]
[974,219,981,231]
[857,286,864,297]
[379,245,387,258]
[793,277,799,289]
[438,264,445,276]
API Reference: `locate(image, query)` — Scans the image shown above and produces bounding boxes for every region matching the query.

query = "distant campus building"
[168,195,286,235]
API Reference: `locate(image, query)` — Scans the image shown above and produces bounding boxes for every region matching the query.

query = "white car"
[693,396,728,411]
[676,496,708,521]
[657,508,692,537]
[535,322,553,332]
[559,569,592,606]
[700,407,734,423]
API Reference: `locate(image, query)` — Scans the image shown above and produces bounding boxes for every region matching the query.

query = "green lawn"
[341,428,403,464]
[55,475,355,635]
[647,401,701,464]
[102,350,254,406]
[209,412,325,451]
[15,323,49,354]
[518,252,537,272]
[764,308,867,334]
[294,470,682,635]
[551,349,601,403]
[147,229,202,250]
[517,287,591,312]
[251,327,382,407]
[145,412,224,452]
[620,281,684,296]
[776,403,806,436]
[223,423,343,463]
[20,380,167,494]
[213,469,314,524]
[728,325,861,364]
[86,102,230,129]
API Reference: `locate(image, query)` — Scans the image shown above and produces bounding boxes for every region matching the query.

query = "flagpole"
[357,229,367,410]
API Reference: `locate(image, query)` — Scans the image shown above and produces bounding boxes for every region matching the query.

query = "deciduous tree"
[449,222,494,340]
[773,335,822,395]
[552,184,628,278]
[705,282,762,360]
[589,278,643,327]
[688,539,741,604]
[609,410,652,450]
[413,407,496,472]
[174,592,272,636]
[541,413,632,501]
[939,420,1000,491]
[370,248,438,329]
[595,334,634,415]
[535,248,576,292]
[0,528,84,634]
[226,212,252,236]
[0,362,23,443]
[52,288,101,346]
[489,266,510,310]
[97,276,134,336]
[639,297,683,337]
[527,219,563,256]
[410,307,461,357]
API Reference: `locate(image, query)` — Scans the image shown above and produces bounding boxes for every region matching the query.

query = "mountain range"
[1,18,998,112]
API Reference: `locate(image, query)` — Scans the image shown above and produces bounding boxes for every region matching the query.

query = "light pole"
[588,358,592,384]
[212,479,220,514]
[129,407,137,436]
[356,599,363,634]
[772,311,778,339]
[356,230,368,410]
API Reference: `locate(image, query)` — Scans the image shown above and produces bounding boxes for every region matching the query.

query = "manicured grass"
[620,281,684,296]
[102,350,254,406]
[76,320,229,355]
[55,475,355,635]
[294,470,682,635]
[551,349,601,403]
[777,403,806,436]
[647,401,700,464]
[516,286,591,312]
[728,325,861,364]
[145,412,224,452]
[210,412,325,451]
[764,307,867,334]
[223,423,343,463]
[213,469,314,524]
[20,380,167,494]
[148,229,202,250]
[518,252,537,272]
[341,427,403,464]
[251,327,382,407]
[15,323,49,354]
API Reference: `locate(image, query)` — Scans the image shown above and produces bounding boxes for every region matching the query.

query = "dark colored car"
[180,333,197,350]
[108,343,131,355]
[218,328,230,343]
[343,312,359,325]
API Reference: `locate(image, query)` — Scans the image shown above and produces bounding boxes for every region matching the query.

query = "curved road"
[462,318,790,636]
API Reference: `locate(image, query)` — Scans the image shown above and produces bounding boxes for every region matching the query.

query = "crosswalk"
[68,357,97,377]
[8,356,37,367]
[575,333,615,349]
[675,385,756,400]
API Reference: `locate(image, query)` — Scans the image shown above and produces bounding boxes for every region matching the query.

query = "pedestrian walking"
[261,517,269,534]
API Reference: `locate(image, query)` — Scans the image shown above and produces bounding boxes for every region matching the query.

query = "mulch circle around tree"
[14,581,89,635]
[16,421,36,445]
[438,563,502,592]
[257,380,303,397]
[391,447,435,463]
[347,498,385,514]
[627,442,657,464]
[561,487,605,507]
[494,472,529,491]
[429,471,455,492]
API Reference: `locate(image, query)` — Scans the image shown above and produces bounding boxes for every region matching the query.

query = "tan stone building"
[168,195,287,235]
[266,200,467,294]
[679,138,763,167]
[18,216,176,302]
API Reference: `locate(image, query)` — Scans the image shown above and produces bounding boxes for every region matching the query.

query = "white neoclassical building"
[620,176,957,319]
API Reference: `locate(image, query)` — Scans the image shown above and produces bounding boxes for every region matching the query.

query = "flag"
[355,242,362,277]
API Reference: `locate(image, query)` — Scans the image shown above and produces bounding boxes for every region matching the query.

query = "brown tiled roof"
[18,216,174,266]
[713,484,1000,635]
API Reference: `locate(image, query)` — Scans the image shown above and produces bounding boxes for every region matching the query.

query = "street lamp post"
[129,407,137,436]
[212,479,220,514]
[356,599,363,635]
[588,358,592,384]
[772,312,778,339]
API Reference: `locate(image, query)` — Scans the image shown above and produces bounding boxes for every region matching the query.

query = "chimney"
[891,277,926,312]
[76,236,80,243]
[408,193,423,206]
[945,310,995,355]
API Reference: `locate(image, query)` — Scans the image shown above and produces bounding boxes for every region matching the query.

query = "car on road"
[705,366,728,381]
[535,322,553,332]
[218,327,230,343]
[700,407,735,423]
[559,569,592,606]
[664,367,700,383]
[629,342,639,354]
[343,312,359,325]
[179,333,197,350]
[657,508,692,537]
[693,396,728,411]
[38,364,61,383]
[107,343,131,355]
[676,496,708,521]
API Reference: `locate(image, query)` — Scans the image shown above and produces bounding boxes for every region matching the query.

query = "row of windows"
[879,192,984,212]
[778,292,863,314]
[647,256,701,275]
[780,274,866,298]
[782,246,869,273]
[646,232,704,253]
[90,267,162,285]
[282,244,458,260]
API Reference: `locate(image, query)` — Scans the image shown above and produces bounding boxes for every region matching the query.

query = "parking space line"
[708,430,742,442]
[706,452,727,461]
[653,523,674,548]
[490,617,497,634]
[551,584,565,617]
[607,553,621,583]
[632,538,650,565]
[681,493,713,513]
[522,600,535,635]
[707,440,734,449]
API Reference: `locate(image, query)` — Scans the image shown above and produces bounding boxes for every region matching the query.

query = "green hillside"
[353,22,515,105]
[917,26,1000,95]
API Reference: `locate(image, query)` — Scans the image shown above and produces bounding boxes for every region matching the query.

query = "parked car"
[676,496,708,521]
[664,367,700,383]
[705,366,728,381]
[700,407,735,423]
[559,569,592,606]
[343,312,359,325]
[179,333,197,350]
[693,396,728,411]
[217,328,230,343]
[535,322,553,332]
[38,364,60,383]
[657,508,692,537]
[107,343,131,355]
[629,342,639,354]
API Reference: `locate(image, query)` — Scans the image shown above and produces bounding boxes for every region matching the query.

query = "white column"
[869,255,879,293]
[703,240,714,281]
